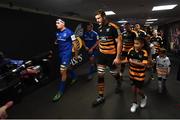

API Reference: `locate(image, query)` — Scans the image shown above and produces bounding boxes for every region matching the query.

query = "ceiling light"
[146,19,158,21]
[144,24,150,26]
[117,20,128,23]
[105,11,116,16]
[145,22,154,24]
[152,4,178,11]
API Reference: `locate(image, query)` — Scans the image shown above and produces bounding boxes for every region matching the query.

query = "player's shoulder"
[156,55,160,59]
[131,30,138,37]
[157,36,162,39]
[92,30,98,35]
[140,29,146,33]
[65,28,73,34]
[129,47,135,52]
[109,22,119,29]
[142,49,148,55]
[165,56,170,60]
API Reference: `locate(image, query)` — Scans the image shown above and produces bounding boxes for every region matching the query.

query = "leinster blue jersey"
[83,31,98,48]
[56,28,76,52]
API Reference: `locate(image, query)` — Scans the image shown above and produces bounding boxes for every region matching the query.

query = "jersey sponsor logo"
[100,36,107,41]
[106,28,110,32]
[70,53,83,66]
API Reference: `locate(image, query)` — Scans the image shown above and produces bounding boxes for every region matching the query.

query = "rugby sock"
[69,69,77,80]
[97,77,104,97]
[59,81,66,94]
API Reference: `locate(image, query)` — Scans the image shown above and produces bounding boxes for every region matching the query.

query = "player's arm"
[167,58,171,74]
[81,35,89,50]
[54,39,58,45]
[82,40,89,50]
[121,48,132,64]
[89,34,99,51]
[116,34,123,59]
[159,36,163,47]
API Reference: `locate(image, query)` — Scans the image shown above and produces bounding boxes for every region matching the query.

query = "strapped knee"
[60,64,68,71]
[110,70,118,77]
[97,66,105,75]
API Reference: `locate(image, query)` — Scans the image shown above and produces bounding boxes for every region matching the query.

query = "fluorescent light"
[105,11,116,15]
[146,19,158,21]
[145,22,154,24]
[117,20,128,23]
[144,24,150,26]
[152,4,178,11]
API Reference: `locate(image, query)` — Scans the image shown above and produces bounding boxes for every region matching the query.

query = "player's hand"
[113,57,121,65]
[0,101,13,119]
[88,48,93,53]
[129,58,133,63]
[54,41,58,45]
[85,47,89,51]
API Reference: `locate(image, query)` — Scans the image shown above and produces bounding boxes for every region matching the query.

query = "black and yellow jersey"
[97,22,121,55]
[150,36,163,47]
[127,47,148,81]
[136,29,147,39]
[122,30,137,52]
[150,36,163,55]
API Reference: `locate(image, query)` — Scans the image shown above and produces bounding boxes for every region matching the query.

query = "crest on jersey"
[63,33,67,37]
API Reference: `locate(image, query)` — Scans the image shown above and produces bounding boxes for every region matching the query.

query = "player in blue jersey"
[83,23,99,80]
[53,19,78,102]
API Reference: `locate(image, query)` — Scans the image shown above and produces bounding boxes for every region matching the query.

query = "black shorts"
[152,53,158,60]
[97,52,117,70]
[120,51,128,60]
[131,79,144,89]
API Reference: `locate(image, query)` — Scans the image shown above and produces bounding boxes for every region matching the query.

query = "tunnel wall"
[0,7,88,59]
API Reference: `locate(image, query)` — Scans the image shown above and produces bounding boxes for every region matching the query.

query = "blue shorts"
[59,50,72,67]
[88,50,98,58]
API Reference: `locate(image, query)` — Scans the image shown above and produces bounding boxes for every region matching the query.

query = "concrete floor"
[8,53,180,119]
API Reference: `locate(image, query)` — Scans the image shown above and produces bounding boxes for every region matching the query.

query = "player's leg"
[53,51,72,102]
[130,80,139,113]
[88,53,96,80]
[108,54,122,94]
[92,53,106,107]
[119,52,127,80]
[158,77,163,93]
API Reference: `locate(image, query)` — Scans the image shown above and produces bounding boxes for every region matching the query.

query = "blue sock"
[59,81,66,94]
[69,70,77,80]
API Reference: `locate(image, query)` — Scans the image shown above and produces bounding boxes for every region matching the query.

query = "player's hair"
[135,37,144,43]
[87,22,93,28]
[135,37,151,54]
[159,48,166,54]
[125,22,130,26]
[95,9,106,17]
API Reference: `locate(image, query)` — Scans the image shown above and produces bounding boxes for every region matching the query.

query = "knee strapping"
[97,66,106,75]
[60,64,68,71]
